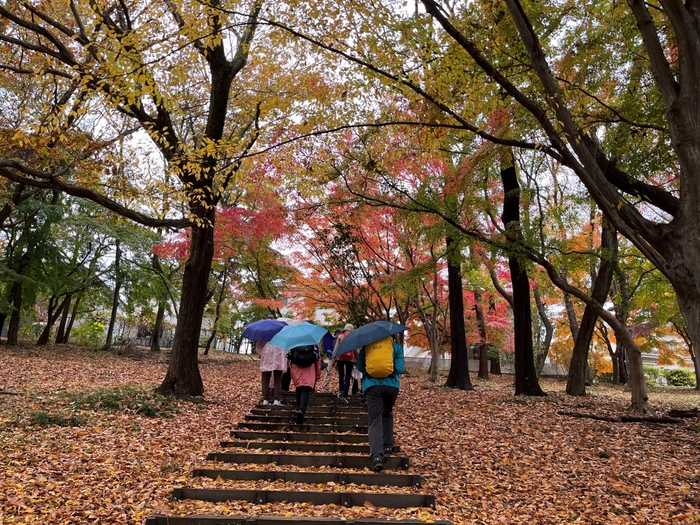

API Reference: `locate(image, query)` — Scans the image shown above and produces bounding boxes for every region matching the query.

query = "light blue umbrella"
[268,321,329,351]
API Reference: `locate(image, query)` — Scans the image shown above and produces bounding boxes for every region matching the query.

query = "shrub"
[71,321,105,347]
[663,368,696,387]
[29,410,85,427]
[643,365,662,383]
[62,385,179,418]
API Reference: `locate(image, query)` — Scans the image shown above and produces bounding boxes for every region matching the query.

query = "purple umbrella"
[242,319,288,341]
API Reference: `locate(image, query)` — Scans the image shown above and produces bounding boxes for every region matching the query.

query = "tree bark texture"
[500,166,546,396]
[150,302,165,353]
[566,220,616,396]
[157,220,214,396]
[444,236,474,390]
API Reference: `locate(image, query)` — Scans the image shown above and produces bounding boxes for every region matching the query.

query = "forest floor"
[0,343,699,525]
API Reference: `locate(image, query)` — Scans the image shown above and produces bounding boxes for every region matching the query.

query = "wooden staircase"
[146,392,453,525]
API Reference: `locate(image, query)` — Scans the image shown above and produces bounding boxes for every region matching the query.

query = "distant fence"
[403,356,567,377]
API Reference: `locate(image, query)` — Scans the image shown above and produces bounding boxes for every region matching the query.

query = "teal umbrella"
[268,321,329,351]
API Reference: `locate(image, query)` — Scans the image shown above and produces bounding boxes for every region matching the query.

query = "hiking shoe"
[262,399,270,406]
[383,446,393,463]
[339,396,349,404]
[295,410,304,425]
[371,454,384,473]
[273,399,282,406]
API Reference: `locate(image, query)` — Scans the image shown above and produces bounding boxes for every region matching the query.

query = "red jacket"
[290,357,321,389]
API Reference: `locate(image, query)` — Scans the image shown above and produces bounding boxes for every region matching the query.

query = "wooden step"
[237,421,367,433]
[232,431,368,443]
[245,414,367,425]
[172,487,436,509]
[146,515,453,524]
[252,407,366,416]
[206,452,409,469]
[220,441,400,454]
[193,468,422,487]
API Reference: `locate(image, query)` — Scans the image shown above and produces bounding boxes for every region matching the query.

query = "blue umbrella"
[322,332,335,355]
[332,320,408,358]
[242,319,287,341]
[268,321,330,351]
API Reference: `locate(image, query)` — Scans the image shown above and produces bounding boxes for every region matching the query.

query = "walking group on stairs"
[255,320,406,473]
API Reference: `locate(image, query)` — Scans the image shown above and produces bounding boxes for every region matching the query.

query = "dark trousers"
[337,360,354,397]
[281,366,291,391]
[262,370,282,401]
[364,385,399,458]
[295,385,313,414]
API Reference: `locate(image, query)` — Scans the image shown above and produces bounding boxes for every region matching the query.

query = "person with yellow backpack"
[356,334,405,473]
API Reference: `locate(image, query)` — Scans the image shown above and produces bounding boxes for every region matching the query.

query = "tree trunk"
[473,289,489,379]
[6,280,22,345]
[64,293,81,344]
[204,265,230,356]
[560,269,580,342]
[157,220,214,396]
[54,293,72,344]
[104,240,122,348]
[566,219,616,396]
[500,165,546,396]
[0,309,7,341]
[150,301,165,353]
[533,283,553,375]
[674,285,700,389]
[37,295,69,345]
[444,236,474,390]
[488,298,503,375]
[428,334,440,382]
[489,354,502,374]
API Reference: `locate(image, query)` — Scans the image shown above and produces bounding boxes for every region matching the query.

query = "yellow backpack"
[365,337,394,378]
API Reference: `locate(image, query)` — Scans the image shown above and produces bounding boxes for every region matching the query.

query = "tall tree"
[566,219,616,396]
[444,234,474,390]
[0,0,328,395]
[416,0,700,383]
[499,164,545,396]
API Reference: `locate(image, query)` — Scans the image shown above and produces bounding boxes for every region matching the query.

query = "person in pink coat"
[290,346,322,424]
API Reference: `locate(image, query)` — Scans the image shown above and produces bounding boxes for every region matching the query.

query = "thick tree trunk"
[444,236,474,390]
[473,289,489,379]
[566,220,616,396]
[150,302,165,353]
[500,165,546,396]
[104,240,122,348]
[674,287,700,390]
[692,349,700,391]
[157,220,214,396]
